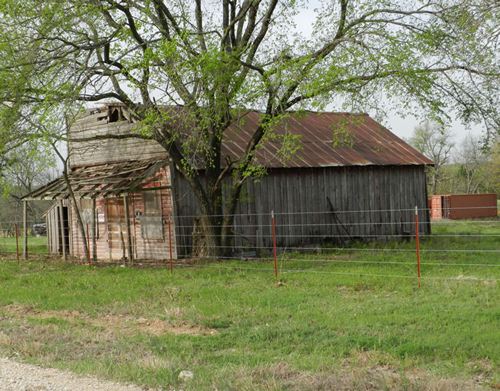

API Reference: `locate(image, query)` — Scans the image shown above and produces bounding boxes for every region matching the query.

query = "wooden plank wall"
[46,205,60,254]
[69,167,177,262]
[45,200,71,255]
[173,165,430,257]
[68,112,168,167]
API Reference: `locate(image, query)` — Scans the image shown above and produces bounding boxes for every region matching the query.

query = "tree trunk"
[63,167,90,262]
[431,168,438,195]
[52,141,90,263]
[56,154,89,262]
[220,179,246,256]
[179,164,242,258]
[182,171,225,258]
[157,114,269,259]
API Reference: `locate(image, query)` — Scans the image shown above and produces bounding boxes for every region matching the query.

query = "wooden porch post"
[59,200,67,260]
[92,198,97,262]
[123,194,134,263]
[45,215,50,255]
[22,200,28,260]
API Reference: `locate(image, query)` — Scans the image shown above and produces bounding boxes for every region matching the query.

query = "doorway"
[106,198,127,260]
[58,205,70,255]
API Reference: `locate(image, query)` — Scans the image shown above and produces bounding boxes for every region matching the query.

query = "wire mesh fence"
[0,206,498,286]
[0,219,47,259]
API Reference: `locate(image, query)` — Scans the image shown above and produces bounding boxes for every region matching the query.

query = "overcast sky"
[292,1,485,144]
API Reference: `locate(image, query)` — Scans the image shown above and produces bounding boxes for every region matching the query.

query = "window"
[141,191,163,240]
[144,191,161,216]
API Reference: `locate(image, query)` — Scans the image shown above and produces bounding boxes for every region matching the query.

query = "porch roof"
[23,158,170,200]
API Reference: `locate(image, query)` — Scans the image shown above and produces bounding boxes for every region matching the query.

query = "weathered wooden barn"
[25,104,432,261]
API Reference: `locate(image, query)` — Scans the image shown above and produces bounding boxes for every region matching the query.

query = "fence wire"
[1,205,498,285]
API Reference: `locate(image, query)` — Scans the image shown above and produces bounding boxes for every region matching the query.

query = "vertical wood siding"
[173,165,430,257]
[46,206,60,254]
[45,200,70,255]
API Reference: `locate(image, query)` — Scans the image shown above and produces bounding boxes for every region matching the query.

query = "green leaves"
[331,117,359,149]
[0,0,498,221]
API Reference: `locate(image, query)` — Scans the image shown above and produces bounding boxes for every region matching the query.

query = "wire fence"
[169,205,498,219]
[0,205,498,286]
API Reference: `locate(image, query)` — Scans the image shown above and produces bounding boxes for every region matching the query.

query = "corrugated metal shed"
[223,111,433,167]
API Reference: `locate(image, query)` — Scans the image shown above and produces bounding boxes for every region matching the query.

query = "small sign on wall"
[97,208,105,223]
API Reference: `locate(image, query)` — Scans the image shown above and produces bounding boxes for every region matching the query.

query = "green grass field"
[0,220,498,390]
[0,236,47,255]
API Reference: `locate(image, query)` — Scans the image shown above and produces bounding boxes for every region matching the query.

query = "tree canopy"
[0,0,499,251]
[409,121,454,194]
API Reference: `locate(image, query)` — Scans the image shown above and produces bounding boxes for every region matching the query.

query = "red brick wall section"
[429,195,443,220]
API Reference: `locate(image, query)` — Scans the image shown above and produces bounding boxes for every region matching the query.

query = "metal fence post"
[23,200,28,260]
[86,223,91,264]
[271,210,278,280]
[168,215,173,273]
[415,206,421,288]
[92,198,97,263]
[14,223,20,262]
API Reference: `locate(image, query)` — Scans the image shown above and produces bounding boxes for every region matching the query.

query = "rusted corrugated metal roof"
[76,105,432,168]
[222,111,433,167]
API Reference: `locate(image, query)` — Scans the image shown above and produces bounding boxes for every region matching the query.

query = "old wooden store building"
[25,104,432,261]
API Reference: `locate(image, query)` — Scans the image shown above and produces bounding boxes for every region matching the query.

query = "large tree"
[0,141,55,226]
[409,121,454,194]
[455,133,491,194]
[1,0,499,254]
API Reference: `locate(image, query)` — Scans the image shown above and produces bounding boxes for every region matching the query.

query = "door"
[106,198,127,260]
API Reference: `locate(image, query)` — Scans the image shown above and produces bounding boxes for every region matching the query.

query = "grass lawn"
[0,220,498,390]
[0,236,47,255]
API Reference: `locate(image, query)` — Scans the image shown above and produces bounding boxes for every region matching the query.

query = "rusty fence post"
[271,210,278,280]
[92,198,97,263]
[23,201,28,260]
[123,195,133,264]
[415,206,421,288]
[167,215,173,273]
[86,223,91,264]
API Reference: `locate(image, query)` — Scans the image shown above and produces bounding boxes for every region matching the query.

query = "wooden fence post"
[59,200,67,261]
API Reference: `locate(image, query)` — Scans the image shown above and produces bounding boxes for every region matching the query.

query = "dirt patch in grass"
[96,315,217,336]
[1,304,217,337]
[455,275,497,286]
[0,331,11,345]
[241,361,487,391]
[3,304,81,320]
